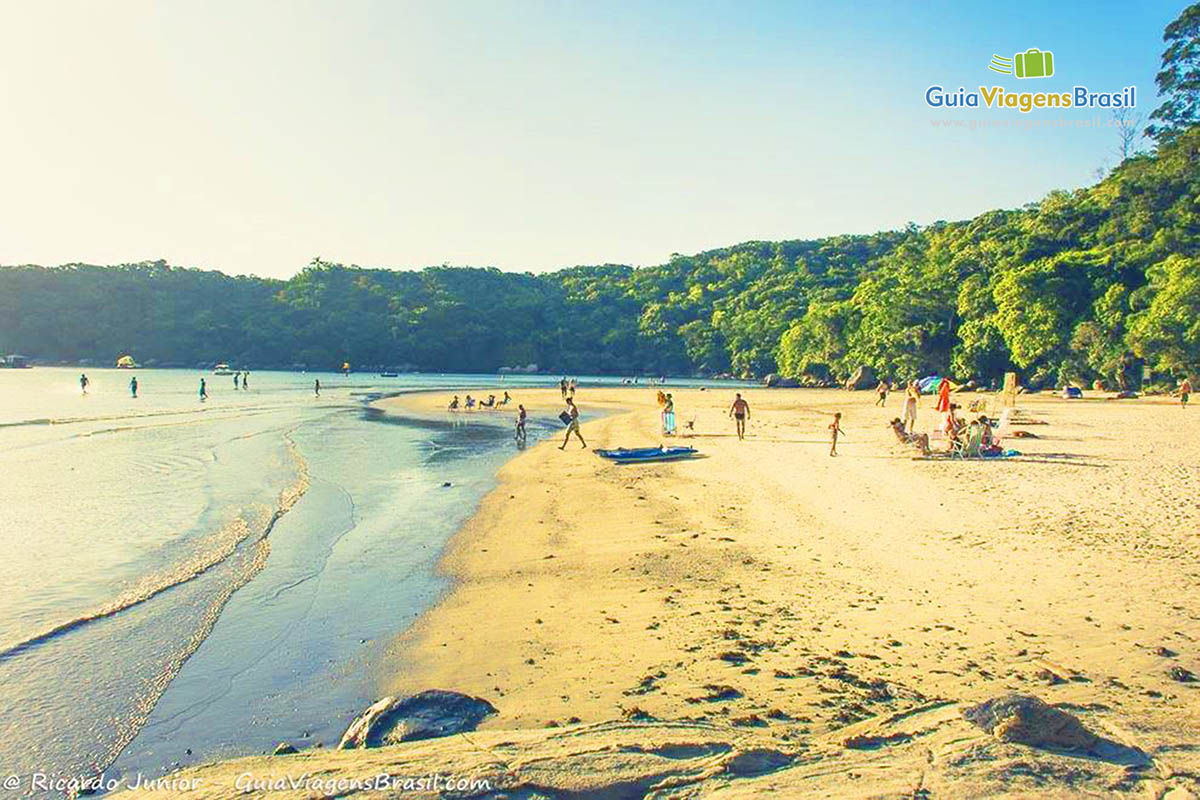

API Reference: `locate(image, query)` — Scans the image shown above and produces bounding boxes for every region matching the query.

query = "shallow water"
[0,367,748,792]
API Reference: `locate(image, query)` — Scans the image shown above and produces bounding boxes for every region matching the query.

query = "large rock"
[762,374,799,388]
[845,365,877,391]
[962,694,1097,751]
[338,690,498,749]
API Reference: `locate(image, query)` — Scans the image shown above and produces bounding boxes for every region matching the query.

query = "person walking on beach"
[829,412,845,457]
[875,379,889,407]
[233,371,240,390]
[241,371,249,390]
[936,377,952,413]
[1179,377,1192,408]
[130,376,138,398]
[314,378,320,397]
[729,393,750,440]
[560,378,568,399]
[80,373,89,395]
[902,381,919,433]
[559,397,587,450]
[515,404,527,442]
[662,393,676,436]
[199,378,208,402]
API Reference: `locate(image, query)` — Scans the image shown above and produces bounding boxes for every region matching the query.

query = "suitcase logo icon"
[989,48,1054,79]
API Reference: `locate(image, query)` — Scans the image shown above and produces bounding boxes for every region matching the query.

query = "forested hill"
[1,127,1197,384]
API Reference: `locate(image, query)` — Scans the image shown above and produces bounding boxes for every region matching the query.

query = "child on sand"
[1180,377,1192,408]
[828,412,844,457]
[902,381,919,433]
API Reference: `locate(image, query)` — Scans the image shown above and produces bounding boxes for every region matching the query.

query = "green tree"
[1147,2,1200,142]
[1127,255,1200,375]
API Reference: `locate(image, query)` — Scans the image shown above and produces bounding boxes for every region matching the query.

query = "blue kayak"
[595,446,698,463]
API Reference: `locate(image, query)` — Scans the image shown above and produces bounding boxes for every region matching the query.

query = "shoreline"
[117,385,1200,798]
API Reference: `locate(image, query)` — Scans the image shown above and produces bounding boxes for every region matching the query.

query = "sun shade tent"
[917,375,962,395]
[115,355,136,368]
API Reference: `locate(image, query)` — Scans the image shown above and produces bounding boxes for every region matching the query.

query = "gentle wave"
[0,435,311,662]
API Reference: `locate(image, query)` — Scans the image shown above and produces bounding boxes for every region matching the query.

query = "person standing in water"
[80,373,89,395]
[559,397,586,450]
[515,404,527,442]
[199,378,208,402]
[729,393,750,440]
[130,376,138,398]
[829,412,845,457]
[314,378,321,397]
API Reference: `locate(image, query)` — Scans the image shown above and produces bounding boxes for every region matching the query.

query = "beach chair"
[948,434,967,458]
[951,425,984,459]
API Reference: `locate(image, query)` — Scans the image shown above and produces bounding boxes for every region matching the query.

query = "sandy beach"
[119,385,1200,798]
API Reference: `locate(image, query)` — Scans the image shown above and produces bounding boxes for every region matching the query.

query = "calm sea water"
[0,367,747,793]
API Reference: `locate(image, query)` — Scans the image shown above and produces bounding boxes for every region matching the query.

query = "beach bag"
[559,411,573,426]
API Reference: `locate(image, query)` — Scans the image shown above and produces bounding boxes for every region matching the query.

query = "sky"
[0,0,1186,278]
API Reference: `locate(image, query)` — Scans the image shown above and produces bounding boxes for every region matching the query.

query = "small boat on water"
[379,372,399,378]
[595,446,698,464]
[212,363,236,376]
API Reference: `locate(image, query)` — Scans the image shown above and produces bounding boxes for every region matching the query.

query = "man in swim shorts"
[729,393,750,440]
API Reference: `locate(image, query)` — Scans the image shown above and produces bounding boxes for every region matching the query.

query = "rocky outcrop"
[845,365,877,391]
[962,694,1097,750]
[338,690,498,749]
[762,373,800,388]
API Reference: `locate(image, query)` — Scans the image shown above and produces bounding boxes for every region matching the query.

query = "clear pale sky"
[0,0,1185,278]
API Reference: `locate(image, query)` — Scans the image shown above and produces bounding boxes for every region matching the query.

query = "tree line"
[2,5,1197,384]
